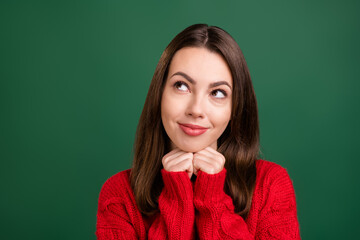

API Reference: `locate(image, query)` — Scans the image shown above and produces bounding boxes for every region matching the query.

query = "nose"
[185,95,205,119]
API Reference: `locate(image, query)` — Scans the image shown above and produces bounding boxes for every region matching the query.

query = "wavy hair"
[130,24,259,219]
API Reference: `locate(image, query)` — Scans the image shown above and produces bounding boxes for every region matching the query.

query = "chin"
[176,143,209,153]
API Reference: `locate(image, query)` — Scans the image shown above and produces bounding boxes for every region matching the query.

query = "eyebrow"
[170,71,232,89]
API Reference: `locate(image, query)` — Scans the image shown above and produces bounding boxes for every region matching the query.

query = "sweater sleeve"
[148,169,195,239]
[193,169,253,239]
[255,167,300,239]
[193,168,300,240]
[96,171,145,239]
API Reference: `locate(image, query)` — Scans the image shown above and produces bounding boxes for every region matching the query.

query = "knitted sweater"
[96,160,300,239]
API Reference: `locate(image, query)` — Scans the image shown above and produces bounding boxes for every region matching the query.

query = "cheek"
[161,101,169,124]
[161,105,172,124]
[161,89,188,121]
[161,92,180,124]
[212,104,231,127]
[162,105,184,124]
[217,116,231,130]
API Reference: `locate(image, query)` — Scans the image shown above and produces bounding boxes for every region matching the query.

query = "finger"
[162,148,181,160]
[200,147,223,158]
[162,149,184,165]
[193,154,222,173]
[193,158,217,175]
[193,167,198,176]
[193,152,224,175]
[173,160,193,178]
[197,147,225,165]
[194,151,215,163]
[167,157,194,179]
[193,153,213,164]
[166,152,193,171]
[204,146,219,153]
[194,151,222,166]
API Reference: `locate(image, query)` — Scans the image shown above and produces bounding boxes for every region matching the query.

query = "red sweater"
[96,160,300,239]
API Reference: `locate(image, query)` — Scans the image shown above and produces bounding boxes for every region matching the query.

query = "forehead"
[167,47,233,86]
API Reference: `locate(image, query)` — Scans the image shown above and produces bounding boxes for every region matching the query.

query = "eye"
[174,81,189,92]
[211,89,227,99]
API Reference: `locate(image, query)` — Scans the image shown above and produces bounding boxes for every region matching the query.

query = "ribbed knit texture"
[96,160,301,239]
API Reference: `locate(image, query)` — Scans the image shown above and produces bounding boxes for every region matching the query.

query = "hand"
[162,148,194,179]
[193,147,225,175]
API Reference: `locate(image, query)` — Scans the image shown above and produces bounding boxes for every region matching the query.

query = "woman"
[96,24,300,239]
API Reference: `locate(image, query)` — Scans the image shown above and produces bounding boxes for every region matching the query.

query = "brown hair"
[130,24,259,218]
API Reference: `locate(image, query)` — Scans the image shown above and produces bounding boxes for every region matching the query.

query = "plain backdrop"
[1,1,359,239]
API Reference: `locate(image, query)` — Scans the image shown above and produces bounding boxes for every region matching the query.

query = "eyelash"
[173,81,228,99]
[211,89,227,98]
[174,81,189,91]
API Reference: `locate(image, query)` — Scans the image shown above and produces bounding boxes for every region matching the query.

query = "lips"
[179,123,208,136]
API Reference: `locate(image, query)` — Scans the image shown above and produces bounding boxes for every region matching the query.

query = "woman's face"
[161,47,232,152]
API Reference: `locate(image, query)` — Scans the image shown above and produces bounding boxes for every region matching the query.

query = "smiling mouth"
[178,123,208,136]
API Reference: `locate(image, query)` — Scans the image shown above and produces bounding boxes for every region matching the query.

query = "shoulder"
[255,159,290,182]
[249,161,300,238]
[99,169,132,197]
[254,159,296,199]
[101,169,131,189]
[97,169,133,210]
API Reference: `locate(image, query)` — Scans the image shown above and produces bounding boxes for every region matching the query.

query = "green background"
[1,0,359,239]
